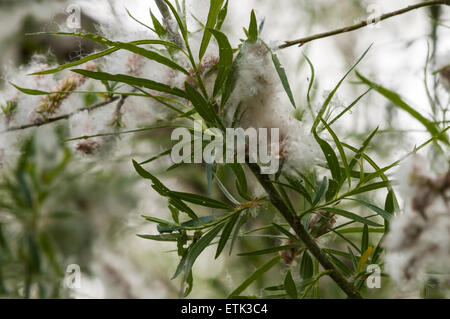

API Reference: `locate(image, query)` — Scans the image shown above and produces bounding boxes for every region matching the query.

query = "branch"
[247,162,363,299]
[1,96,120,133]
[279,0,450,49]
[154,0,185,48]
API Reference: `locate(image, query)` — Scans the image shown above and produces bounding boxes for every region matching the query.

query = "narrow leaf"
[321,207,382,227]
[284,270,298,299]
[272,53,296,109]
[73,70,187,98]
[227,256,280,298]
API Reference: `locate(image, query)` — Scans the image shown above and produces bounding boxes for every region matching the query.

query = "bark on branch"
[1,96,120,133]
[247,162,363,299]
[279,0,450,49]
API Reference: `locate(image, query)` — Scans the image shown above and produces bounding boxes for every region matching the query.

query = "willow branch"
[247,162,363,299]
[154,0,185,48]
[1,96,120,133]
[279,0,450,49]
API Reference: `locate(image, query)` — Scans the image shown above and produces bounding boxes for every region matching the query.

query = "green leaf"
[170,191,234,210]
[247,10,258,42]
[215,175,240,206]
[325,179,339,202]
[312,44,372,132]
[168,198,202,223]
[26,234,41,273]
[329,88,371,126]
[133,160,200,222]
[303,54,315,113]
[272,53,296,109]
[284,270,298,299]
[29,32,187,75]
[30,39,182,76]
[161,0,189,45]
[229,164,252,201]
[72,70,187,98]
[156,215,223,233]
[272,223,298,242]
[142,215,175,226]
[314,131,341,182]
[10,83,49,95]
[356,71,448,144]
[321,119,349,186]
[337,227,383,235]
[169,205,180,224]
[215,0,229,30]
[39,232,62,276]
[184,82,216,125]
[321,207,383,227]
[220,46,245,109]
[237,244,300,256]
[172,222,225,280]
[184,270,194,297]
[347,247,358,271]
[347,198,391,221]
[277,184,297,215]
[327,252,352,277]
[186,222,225,272]
[281,176,313,204]
[199,0,225,60]
[215,212,240,258]
[346,181,391,197]
[208,29,233,97]
[126,8,154,32]
[227,256,280,298]
[300,251,314,280]
[347,127,379,171]
[264,284,285,292]
[133,160,170,195]
[137,234,179,241]
[385,190,395,214]
[150,9,167,38]
[312,176,328,206]
[229,213,249,255]
[361,224,369,253]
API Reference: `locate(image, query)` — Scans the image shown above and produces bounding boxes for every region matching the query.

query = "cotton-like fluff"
[228,40,322,172]
[280,116,323,173]
[0,130,16,168]
[384,155,450,287]
[34,62,96,118]
[1,57,58,127]
[68,108,113,155]
[34,126,65,171]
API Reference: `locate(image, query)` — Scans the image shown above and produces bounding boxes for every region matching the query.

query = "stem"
[154,0,185,48]
[247,162,362,299]
[279,0,450,49]
[1,97,119,133]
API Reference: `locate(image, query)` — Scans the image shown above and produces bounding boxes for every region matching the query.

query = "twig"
[154,0,185,48]
[1,97,119,133]
[247,162,363,299]
[279,0,450,49]
[111,95,129,127]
